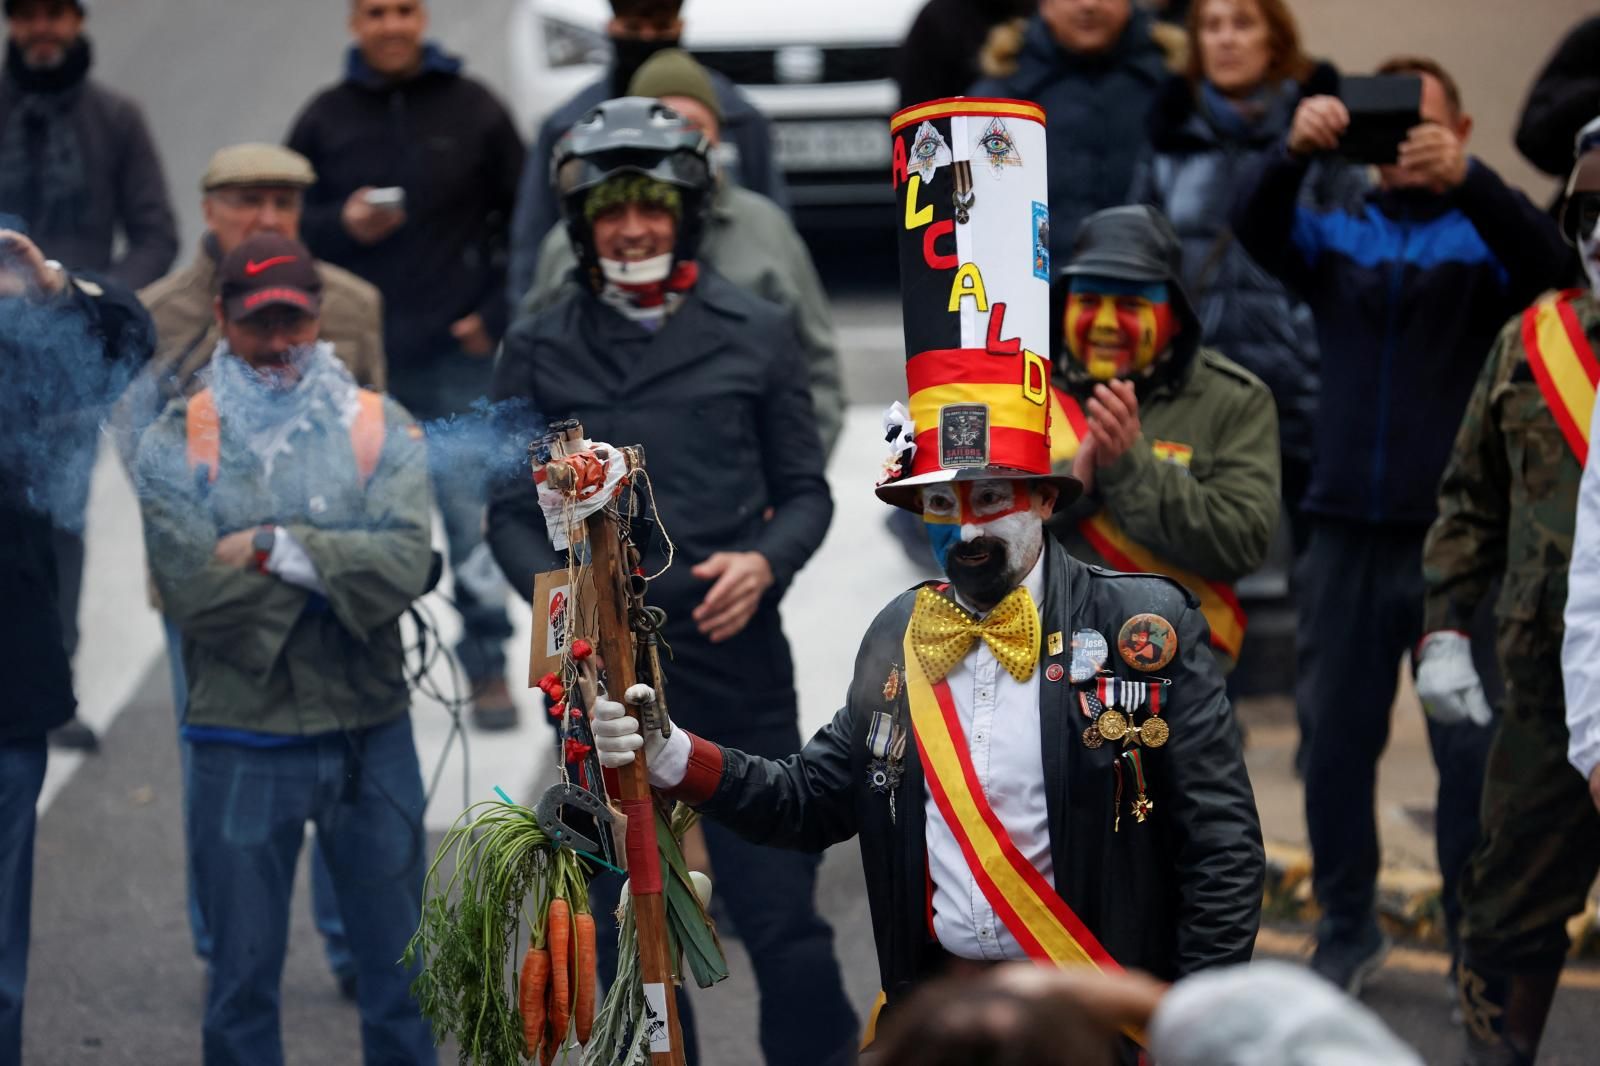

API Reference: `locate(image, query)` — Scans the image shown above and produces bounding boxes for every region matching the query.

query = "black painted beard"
[946,535,1014,612]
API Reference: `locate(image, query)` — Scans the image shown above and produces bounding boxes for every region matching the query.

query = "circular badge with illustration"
[1117,614,1177,672]
[1069,629,1109,683]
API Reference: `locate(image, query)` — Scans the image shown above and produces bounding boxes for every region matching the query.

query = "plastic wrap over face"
[889,98,1054,483]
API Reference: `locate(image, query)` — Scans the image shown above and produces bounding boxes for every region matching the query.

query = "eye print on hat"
[976,117,1021,173]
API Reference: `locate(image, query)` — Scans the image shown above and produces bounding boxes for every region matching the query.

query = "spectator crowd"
[4,0,1600,1064]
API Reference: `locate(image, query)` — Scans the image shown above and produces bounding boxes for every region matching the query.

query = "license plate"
[774,120,890,172]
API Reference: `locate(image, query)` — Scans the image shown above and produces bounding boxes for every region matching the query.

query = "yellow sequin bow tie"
[909,585,1040,684]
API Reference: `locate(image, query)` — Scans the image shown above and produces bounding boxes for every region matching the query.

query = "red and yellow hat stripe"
[890,97,1047,136]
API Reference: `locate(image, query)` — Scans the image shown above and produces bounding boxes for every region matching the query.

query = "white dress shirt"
[925,552,1050,961]
[1564,454,1600,779]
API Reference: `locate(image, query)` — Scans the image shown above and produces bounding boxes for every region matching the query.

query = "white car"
[508,0,925,225]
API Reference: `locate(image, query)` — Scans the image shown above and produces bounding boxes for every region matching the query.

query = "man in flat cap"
[123,142,386,997]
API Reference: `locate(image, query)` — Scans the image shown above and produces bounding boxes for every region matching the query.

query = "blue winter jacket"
[970,12,1174,266]
[1231,148,1569,525]
[1130,64,1366,466]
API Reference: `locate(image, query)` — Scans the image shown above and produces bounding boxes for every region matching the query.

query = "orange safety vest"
[1522,288,1600,466]
[185,387,387,485]
[1049,387,1247,661]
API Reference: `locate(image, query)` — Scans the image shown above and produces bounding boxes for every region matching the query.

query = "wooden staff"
[546,423,685,1066]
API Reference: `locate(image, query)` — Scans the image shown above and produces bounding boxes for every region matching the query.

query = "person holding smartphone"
[287,0,526,731]
[1230,57,1569,998]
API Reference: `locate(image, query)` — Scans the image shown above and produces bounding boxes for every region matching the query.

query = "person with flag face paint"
[1046,205,1280,675]
[1420,118,1600,1066]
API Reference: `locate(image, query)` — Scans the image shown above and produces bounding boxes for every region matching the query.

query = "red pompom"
[564,738,594,763]
[537,672,559,694]
[547,702,567,720]
[548,682,566,703]
[570,638,593,660]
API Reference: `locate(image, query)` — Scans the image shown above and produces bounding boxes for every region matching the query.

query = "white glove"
[589,689,691,788]
[1415,630,1493,727]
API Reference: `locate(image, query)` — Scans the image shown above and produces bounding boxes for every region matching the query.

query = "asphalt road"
[24,0,1600,1063]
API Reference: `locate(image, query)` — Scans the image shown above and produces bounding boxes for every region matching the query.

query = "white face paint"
[920,478,1046,591]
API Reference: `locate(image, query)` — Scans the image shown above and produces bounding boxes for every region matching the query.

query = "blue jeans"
[0,739,47,1066]
[187,716,435,1066]
[388,352,512,683]
[163,619,351,976]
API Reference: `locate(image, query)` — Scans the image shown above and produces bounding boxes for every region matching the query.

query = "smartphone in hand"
[1339,75,1423,165]
[364,186,406,211]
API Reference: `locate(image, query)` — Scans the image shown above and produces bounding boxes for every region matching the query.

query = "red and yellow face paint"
[1062,277,1177,381]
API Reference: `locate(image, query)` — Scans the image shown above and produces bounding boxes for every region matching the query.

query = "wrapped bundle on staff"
[406,421,726,1066]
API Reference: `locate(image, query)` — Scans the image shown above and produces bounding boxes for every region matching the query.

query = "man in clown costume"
[1048,205,1281,676]
[587,99,1263,1054]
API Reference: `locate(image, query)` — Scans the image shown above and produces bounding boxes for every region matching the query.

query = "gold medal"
[1133,793,1154,823]
[1138,716,1169,748]
[1081,725,1103,749]
[1096,708,1128,742]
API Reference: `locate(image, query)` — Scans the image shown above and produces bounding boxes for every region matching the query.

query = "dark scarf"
[0,37,91,238]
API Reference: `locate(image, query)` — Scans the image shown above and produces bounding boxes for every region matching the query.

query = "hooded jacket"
[1048,207,1280,670]
[970,11,1179,266]
[1129,63,1365,465]
[660,539,1263,1012]
[287,44,523,373]
[1232,145,1570,525]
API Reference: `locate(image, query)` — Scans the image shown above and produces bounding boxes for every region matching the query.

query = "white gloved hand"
[1414,630,1493,727]
[589,690,691,789]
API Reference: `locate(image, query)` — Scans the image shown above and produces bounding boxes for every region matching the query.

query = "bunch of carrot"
[519,859,599,1064]
[404,798,601,1066]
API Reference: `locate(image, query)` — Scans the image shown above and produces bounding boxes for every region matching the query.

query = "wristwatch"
[252,525,276,574]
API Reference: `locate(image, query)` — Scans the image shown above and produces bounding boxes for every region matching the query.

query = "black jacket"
[1,274,154,741]
[894,0,1033,111]
[672,540,1263,1011]
[287,44,524,373]
[1231,148,1569,525]
[487,270,832,733]
[1516,16,1600,180]
[970,12,1174,265]
[0,39,177,289]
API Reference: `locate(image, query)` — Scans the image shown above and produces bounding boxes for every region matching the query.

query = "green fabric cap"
[582,174,683,224]
[627,48,722,124]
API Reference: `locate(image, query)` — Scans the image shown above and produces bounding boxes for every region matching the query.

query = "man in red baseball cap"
[135,231,438,1063]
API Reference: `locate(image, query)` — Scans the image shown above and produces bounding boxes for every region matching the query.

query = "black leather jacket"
[671,540,1263,1013]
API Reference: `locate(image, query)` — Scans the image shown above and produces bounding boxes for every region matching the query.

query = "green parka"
[135,386,433,735]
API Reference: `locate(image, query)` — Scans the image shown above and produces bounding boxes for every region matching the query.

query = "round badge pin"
[1045,663,1065,683]
[1118,613,1177,672]
[1069,629,1109,683]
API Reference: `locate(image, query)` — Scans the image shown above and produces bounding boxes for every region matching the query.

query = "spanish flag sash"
[1522,289,1600,466]
[901,623,1120,968]
[1048,388,1247,660]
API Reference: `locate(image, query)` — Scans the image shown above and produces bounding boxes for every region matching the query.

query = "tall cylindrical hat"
[875,97,1080,511]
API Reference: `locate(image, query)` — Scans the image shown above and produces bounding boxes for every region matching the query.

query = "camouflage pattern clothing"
[1422,289,1600,972]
